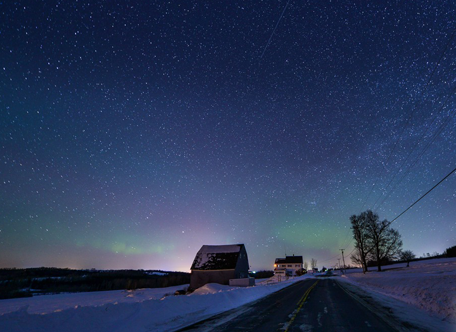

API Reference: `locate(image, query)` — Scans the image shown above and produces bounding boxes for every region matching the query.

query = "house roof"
[275,255,303,264]
[191,244,245,270]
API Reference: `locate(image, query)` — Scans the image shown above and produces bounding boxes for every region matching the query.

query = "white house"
[274,255,303,276]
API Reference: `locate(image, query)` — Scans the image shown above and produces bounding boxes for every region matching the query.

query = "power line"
[317,28,456,267]
[373,83,456,210]
[331,166,455,268]
[325,165,455,267]
[373,84,456,210]
[360,27,456,211]
[318,253,344,264]
[323,166,455,269]
[322,163,456,268]
[388,166,456,225]
[344,247,356,262]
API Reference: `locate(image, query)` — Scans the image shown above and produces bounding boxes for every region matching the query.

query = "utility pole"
[340,249,346,274]
[337,258,341,270]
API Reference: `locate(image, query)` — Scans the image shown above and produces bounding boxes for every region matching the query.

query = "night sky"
[1,1,455,272]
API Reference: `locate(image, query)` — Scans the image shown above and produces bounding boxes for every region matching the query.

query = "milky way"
[1,1,455,271]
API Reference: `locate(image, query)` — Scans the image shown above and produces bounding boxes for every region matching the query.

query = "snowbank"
[0,276,306,332]
[0,285,187,316]
[338,257,456,330]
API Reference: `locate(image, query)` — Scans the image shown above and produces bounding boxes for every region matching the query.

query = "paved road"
[178,278,396,331]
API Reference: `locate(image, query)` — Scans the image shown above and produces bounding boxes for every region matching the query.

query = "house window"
[287,265,292,267]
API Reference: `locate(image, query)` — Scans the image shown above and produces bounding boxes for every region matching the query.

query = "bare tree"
[311,258,317,270]
[303,261,308,271]
[400,250,415,267]
[350,251,363,268]
[364,211,402,271]
[350,212,373,273]
[350,210,403,272]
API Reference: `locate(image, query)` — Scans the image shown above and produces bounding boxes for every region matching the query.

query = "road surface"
[178,278,397,331]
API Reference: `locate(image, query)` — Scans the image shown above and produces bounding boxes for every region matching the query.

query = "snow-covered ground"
[0,257,455,331]
[338,257,456,332]
[0,276,303,332]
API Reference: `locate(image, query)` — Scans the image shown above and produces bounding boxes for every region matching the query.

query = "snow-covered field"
[339,257,456,332]
[0,257,455,332]
[0,277,301,332]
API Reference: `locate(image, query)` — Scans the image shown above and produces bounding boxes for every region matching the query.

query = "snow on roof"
[191,244,244,270]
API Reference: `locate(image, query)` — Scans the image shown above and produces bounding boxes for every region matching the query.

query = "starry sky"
[1,1,456,272]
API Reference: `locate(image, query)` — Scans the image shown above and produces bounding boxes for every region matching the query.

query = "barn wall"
[190,269,236,290]
[234,245,250,278]
[229,277,255,287]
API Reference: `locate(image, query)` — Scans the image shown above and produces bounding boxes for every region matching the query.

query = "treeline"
[367,245,455,268]
[444,245,456,257]
[0,268,190,300]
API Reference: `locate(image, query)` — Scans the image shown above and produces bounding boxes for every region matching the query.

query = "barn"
[189,244,250,290]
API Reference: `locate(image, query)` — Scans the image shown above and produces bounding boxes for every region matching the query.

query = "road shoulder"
[335,277,454,332]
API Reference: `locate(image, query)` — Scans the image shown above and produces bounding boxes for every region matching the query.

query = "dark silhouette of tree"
[365,212,402,272]
[400,250,415,267]
[350,212,373,273]
[311,258,317,270]
[350,251,363,269]
[445,245,456,257]
[350,210,403,272]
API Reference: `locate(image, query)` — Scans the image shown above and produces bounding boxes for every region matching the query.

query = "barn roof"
[191,244,244,270]
[275,255,303,264]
